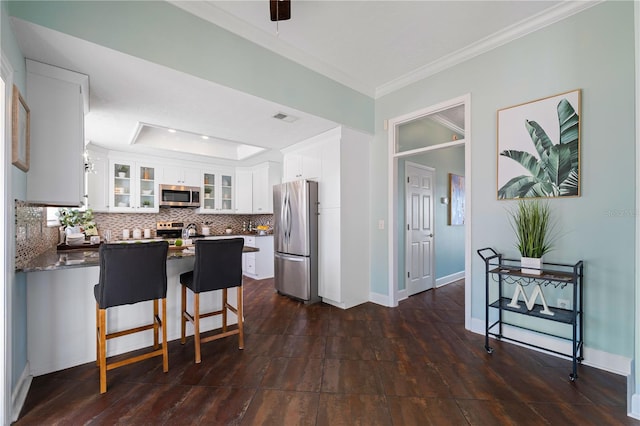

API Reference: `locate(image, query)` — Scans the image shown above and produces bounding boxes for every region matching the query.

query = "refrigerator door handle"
[280,188,289,246]
[284,189,291,244]
[274,252,306,262]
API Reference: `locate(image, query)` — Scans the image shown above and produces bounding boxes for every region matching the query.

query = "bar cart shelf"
[477,247,584,381]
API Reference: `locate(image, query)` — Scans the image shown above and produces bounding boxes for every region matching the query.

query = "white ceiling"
[10,1,596,166]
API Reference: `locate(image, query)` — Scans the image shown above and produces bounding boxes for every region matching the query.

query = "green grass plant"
[507,199,555,258]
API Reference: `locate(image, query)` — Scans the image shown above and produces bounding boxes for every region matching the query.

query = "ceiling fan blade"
[270,0,291,21]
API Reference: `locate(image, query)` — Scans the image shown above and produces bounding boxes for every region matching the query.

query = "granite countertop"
[18,244,259,273]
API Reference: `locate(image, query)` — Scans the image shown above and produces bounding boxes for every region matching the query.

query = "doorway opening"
[387,94,471,329]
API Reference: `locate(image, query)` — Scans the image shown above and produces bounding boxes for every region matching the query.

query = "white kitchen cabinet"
[162,166,201,187]
[286,127,371,309]
[252,162,282,214]
[86,148,109,212]
[243,236,274,279]
[198,170,234,213]
[108,160,159,213]
[234,169,253,214]
[282,144,321,182]
[25,60,89,206]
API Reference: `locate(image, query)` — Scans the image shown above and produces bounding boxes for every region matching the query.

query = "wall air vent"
[272,112,299,123]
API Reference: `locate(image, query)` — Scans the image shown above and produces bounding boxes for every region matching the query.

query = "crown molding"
[168,0,376,97]
[375,1,604,98]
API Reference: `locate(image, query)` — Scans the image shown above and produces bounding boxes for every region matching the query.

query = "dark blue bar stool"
[180,238,244,363]
[94,241,169,393]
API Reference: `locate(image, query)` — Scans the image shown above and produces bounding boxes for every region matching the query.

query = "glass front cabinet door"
[110,161,158,212]
[138,166,157,211]
[199,171,233,213]
[202,173,216,211]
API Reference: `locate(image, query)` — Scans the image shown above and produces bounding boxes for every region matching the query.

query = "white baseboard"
[630,393,640,420]
[11,362,32,423]
[470,318,631,376]
[435,270,464,288]
[369,291,392,307]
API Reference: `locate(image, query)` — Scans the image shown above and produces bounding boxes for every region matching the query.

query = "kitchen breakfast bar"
[19,242,258,377]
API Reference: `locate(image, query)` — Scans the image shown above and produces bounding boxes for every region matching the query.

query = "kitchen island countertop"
[18,244,259,273]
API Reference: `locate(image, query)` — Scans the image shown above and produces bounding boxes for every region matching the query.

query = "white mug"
[132,229,142,239]
[202,227,210,236]
[90,235,100,244]
[122,229,130,239]
[144,229,151,238]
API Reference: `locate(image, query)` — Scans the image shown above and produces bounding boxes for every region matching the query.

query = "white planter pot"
[521,256,543,275]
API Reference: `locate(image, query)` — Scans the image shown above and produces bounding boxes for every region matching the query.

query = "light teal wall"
[7,0,373,134]
[373,2,635,358]
[1,0,28,396]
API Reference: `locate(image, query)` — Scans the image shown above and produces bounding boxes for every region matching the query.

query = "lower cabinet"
[203,235,274,279]
[243,236,274,280]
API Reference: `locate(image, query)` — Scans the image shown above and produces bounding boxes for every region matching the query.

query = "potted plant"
[57,208,96,243]
[507,199,555,275]
[116,165,128,178]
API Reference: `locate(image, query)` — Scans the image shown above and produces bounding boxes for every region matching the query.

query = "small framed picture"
[449,173,465,226]
[12,85,30,172]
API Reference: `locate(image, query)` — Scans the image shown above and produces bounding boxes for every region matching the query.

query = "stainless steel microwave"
[159,184,200,207]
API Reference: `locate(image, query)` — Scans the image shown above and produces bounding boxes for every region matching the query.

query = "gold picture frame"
[497,89,581,199]
[12,85,30,172]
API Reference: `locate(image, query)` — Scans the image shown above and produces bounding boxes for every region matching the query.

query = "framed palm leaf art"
[497,89,580,199]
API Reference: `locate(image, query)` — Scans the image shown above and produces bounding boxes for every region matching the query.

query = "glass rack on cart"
[477,247,584,381]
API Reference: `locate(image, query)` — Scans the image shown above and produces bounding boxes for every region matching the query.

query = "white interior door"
[405,163,435,295]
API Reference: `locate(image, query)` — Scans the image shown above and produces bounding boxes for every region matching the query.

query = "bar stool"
[94,241,169,393]
[180,238,244,363]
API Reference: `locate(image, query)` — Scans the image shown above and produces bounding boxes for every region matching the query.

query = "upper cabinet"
[234,162,282,214]
[234,169,253,214]
[282,144,321,182]
[26,60,89,206]
[161,166,200,187]
[252,162,282,214]
[108,160,159,213]
[198,170,234,213]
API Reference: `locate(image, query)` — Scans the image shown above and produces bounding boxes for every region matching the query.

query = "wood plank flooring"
[15,278,638,425]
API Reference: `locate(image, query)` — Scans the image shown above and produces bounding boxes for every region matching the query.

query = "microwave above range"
[159,184,200,207]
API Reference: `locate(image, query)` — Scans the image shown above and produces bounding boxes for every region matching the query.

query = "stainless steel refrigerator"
[273,180,319,303]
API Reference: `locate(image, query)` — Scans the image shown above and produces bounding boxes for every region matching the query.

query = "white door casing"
[405,163,435,295]
[388,93,471,332]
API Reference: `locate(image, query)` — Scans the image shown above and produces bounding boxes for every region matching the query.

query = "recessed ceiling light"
[201,135,209,140]
[168,128,176,133]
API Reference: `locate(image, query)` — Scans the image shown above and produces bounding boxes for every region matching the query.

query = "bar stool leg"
[180,285,187,344]
[98,308,107,394]
[222,288,228,332]
[194,293,201,364]
[162,298,168,372]
[95,302,100,366]
[237,286,244,350]
[153,299,159,350]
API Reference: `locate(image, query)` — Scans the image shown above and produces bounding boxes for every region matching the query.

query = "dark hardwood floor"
[15,278,637,425]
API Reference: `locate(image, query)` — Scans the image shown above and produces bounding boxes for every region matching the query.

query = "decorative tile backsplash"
[15,200,59,269]
[93,210,273,240]
[14,200,274,268]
